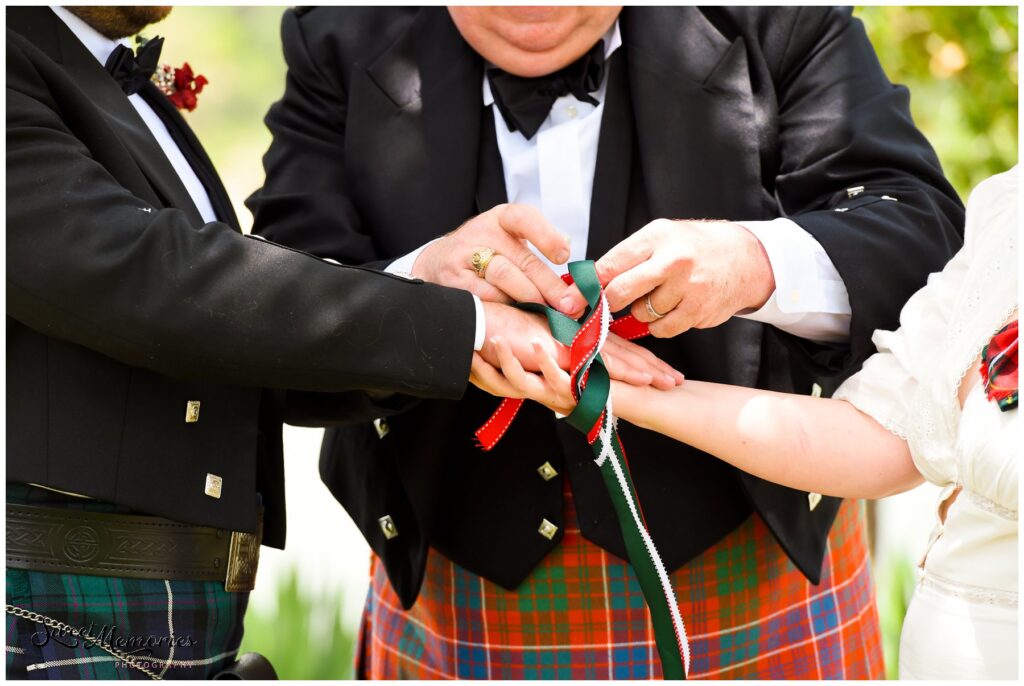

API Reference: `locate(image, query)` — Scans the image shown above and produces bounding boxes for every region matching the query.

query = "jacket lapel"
[621,7,764,223]
[29,8,208,226]
[349,8,484,256]
[139,83,240,230]
[585,50,635,261]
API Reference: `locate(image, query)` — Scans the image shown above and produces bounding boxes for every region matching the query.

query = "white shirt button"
[565,104,578,119]
[790,289,801,304]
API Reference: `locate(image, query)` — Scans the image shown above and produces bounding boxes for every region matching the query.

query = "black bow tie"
[104,37,164,96]
[487,39,606,140]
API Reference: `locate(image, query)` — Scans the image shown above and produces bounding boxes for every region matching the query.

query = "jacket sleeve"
[5,36,475,400]
[758,7,965,375]
[245,9,391,271]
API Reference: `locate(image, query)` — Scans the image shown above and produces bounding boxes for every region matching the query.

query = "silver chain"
[6,604,162,680]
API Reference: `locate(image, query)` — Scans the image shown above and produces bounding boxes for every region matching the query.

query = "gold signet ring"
[470,248,496,279]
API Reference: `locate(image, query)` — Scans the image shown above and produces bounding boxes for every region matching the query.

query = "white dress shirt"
[390,21,852,344]
[52,6,218,224]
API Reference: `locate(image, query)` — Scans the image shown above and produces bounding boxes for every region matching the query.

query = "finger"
[470,352,521,398]
[594,230,654,287]
[601,348,655,387]
[605,334,684,386]
[533,340,571,387]
[532,339,576,413]
[630,283,682,324]
[498,240,585,315]
[494,337,548,399]
[462,274,515,305]
[496,204,571,264]
[647,305,695,339]
[482,254,545,305]
[602,259,666,313]
[605,344,674,390]
[530,334,571,372]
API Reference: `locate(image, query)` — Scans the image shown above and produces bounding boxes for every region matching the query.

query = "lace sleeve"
[834,167,1018,486]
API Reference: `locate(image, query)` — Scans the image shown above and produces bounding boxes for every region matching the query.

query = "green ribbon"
[522,260,687,679]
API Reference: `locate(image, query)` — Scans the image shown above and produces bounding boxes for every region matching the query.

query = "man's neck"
[50,5,130,66]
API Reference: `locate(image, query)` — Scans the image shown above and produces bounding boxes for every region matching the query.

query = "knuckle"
[489,258,513,281]
[501,203,528,230]
[518,250,542,274]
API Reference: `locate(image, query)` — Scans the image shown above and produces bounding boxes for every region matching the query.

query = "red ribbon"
[475,273,650,451]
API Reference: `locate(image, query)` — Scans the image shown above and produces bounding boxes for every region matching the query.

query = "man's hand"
[414,204,587,316]
[477,301,683,389]
[595,219,776,338]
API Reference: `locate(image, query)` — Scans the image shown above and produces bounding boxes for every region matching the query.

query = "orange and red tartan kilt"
[358,487,884,679]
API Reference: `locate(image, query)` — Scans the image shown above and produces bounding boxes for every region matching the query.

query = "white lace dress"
[834,167,1018,679]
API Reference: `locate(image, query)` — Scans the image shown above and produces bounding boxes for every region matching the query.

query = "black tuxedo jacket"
[249,6,964,605]
[6,6,478,548]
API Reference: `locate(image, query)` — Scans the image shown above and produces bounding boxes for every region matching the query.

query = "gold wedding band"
[470,248,496,279]
[645,294,666,320]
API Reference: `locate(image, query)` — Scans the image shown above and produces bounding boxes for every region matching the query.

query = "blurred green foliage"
[237,568,356,679]
[152,6,1017,679]
[855,6,1018,199]
[873,554,920,680]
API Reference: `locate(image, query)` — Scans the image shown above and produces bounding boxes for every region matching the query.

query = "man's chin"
[67,6,173,39]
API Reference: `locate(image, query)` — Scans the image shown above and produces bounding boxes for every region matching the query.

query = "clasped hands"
[412,204,775,404]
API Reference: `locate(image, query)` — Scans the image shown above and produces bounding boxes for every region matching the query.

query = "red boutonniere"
[151,62,208,112]
[980,319,1018,411]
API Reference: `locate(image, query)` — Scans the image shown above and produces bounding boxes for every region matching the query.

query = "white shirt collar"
[482,19,622,107]
[50,5,131,67]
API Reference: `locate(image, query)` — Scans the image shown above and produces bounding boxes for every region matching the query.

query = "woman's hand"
[471,337,578,415]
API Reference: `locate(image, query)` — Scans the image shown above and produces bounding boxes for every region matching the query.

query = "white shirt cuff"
[736,218,852,343]
[472,294,486,352]
[385,239,439,278]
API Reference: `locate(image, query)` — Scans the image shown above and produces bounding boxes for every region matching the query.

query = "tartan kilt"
[358,485,884,679]
[5,485,247,680]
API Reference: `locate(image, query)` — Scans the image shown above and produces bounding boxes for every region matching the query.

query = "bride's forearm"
[612,381,922,500]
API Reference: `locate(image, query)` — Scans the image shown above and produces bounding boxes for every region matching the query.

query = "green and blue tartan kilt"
[5,484,247,680]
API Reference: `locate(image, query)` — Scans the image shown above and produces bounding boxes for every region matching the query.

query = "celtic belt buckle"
[225,510,263,592]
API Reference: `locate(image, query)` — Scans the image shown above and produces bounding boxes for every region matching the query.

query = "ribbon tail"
[474,398,525,451]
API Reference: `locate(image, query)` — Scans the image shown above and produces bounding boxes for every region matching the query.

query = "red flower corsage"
[980,319,1018,411]
[151,62,208,112]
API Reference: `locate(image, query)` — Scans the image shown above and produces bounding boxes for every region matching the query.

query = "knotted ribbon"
[475,261,690,679]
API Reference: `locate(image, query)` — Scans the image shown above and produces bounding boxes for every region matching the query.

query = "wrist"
[410,239,439,281]
[611,381,646,428]
[737,223,775,310]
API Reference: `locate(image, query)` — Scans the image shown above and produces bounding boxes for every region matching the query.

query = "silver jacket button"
[538,519,559,540]
[537,462,558,481]
[205,473,223,499]
[373,418,390,439]
[808,492,823,511]
[378,515,399,540]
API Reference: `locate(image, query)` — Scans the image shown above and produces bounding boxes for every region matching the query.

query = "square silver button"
[537,462,558,481]
[538,519,559,540]
[378,515,399,540]
[204,473,223,499]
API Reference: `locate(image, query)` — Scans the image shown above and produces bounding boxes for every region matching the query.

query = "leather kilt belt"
[5,503,262,592]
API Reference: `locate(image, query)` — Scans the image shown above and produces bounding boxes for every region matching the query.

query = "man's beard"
[66,6,173,40]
